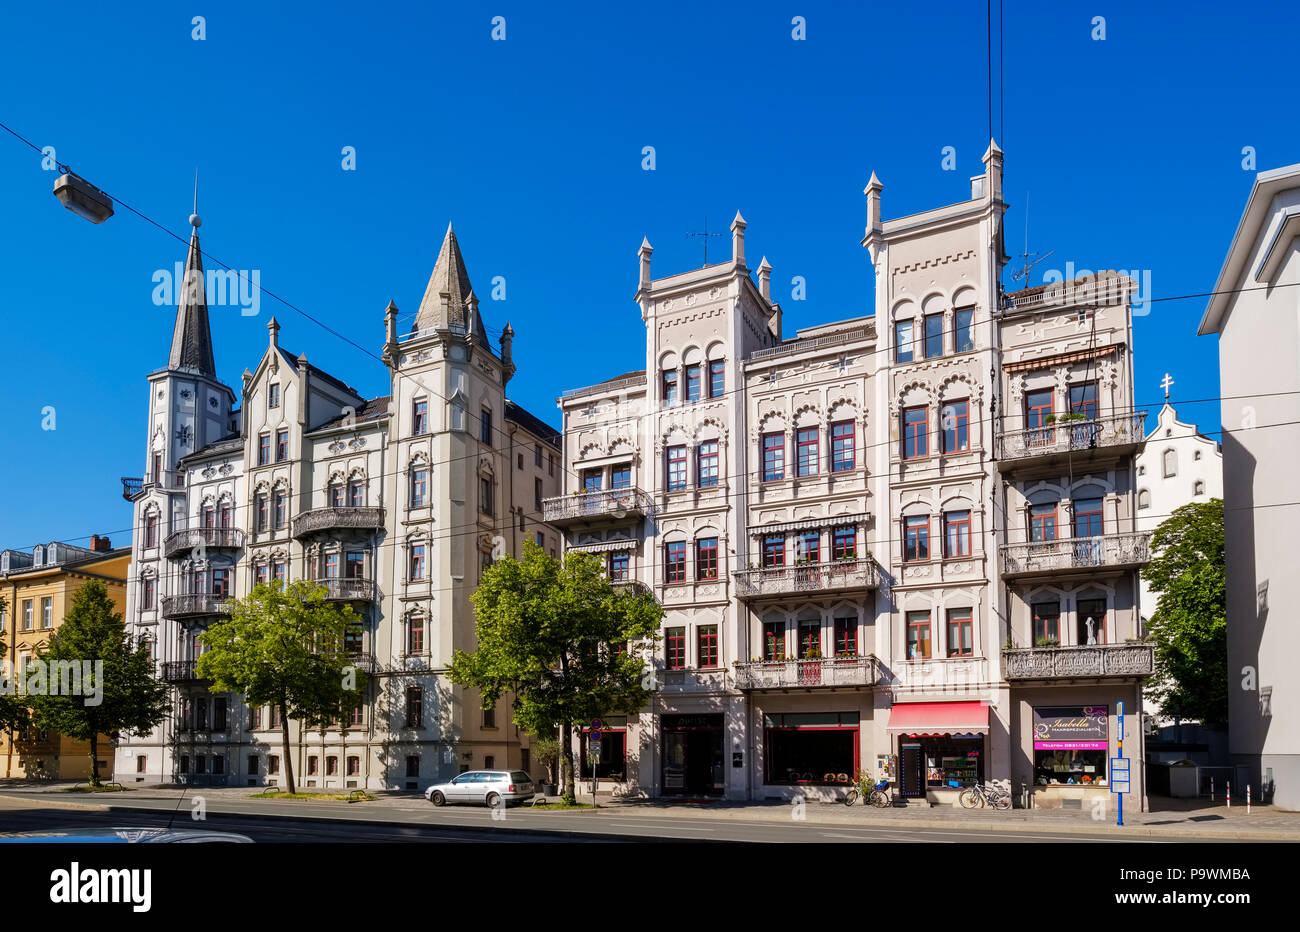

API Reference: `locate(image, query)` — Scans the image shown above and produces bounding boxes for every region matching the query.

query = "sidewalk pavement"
[4,782,1297,840]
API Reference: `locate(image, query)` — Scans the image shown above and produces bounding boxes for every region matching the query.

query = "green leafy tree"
[197,580,366,795]
[1142,498,1227,724]
[449,541,663,802]
[29,582,167,785]
[0,597,31,737]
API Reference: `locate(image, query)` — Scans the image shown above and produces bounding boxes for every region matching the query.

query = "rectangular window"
[1026,389,1054,429]
[763,622,785,661]
[329,484,344,507]
[534,531,545,549]
[324,552,340,579]
[1069,382,1099,419]
[665,627,686,670]
[762,432,785,481]
[534,444,542,467]
[480,408,493,445]
[1073,498,1103,538]
[662,369,678,405]
[954,307,974,352]
[610,465,631,490]
[409,544,426,581]
[344,622,363,655]
[248,755,259,775]
[1077,598,1107,645]
[268,704,282,730]
[142,577,155,611]
[666,445,687,491]
[799,533,820,564]
[273,491,286,529]
[136,755,147,774]
[347,756,360,777]
[326,756,338,776]
[548,453,555,477]
[406,687,423,729]
[685,364,702,402]
[697,625,718,669]
[413,399,428,435]
[145,514,158,548]
[275,429,288,462]
[152,452,162,483]
[272,560,287,584]
[308,756,319,776]
[834,618,857,657]
[947,609,973,657]
[202,505,215,529]
[904,515,930,561]
[406,755,420,778]
[1032,602,1061,645]
[258,435,271,466]
[709,360,725,398]
[1030,504,1057,542]
[895,319,914,363]
[796,427,819,477]
[832,527,856,560]
[799,622,821,659]
[942,400,970,453]
[213,697,228,731]
[268,383,280,408]
[255,563,269,585]
[944,510,972,557]
[665,541,687,583]
[608,551,629,581]
[534,477,543,511]
[903,406,928,459]
[211,568,229,598]
[583,468,602,491]
[348,481,364,507]
[407,614,424,655]
[831,421,854,471]
[924,313,944,358]
[696,537,718,581]
[907,611,932,659]
[268,755,280,775]
[763,535,785,568]
[479,476,494,515]
[697,440,719,488]
[41,597,52,628]
[22,600,31,630]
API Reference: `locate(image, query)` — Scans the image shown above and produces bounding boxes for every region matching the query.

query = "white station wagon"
[425,770,536,807]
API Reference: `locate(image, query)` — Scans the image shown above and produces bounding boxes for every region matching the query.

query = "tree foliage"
[197,580,366,794]
[1142,498,1227,724]
[0,596,30,735]
[29,581,168,785]
[449,541,663,800]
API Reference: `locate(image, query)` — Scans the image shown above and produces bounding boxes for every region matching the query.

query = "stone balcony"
[1000,532,1151,580]
[733,655,880,691]
[164,527,246,559]
[315,577,378,602]
[292,506,386,539]
[542,488,652,527]
[732,557,880,602]
[1002,643,1154,680]
[886,656,992,699]
[160,594,232,620]
[997,411,1147,472]
[655,668,730,695]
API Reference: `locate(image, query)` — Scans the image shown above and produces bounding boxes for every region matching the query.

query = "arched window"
[1193,480,1205,496]
[1138,489,1151,509]
[1162,448,1177,478]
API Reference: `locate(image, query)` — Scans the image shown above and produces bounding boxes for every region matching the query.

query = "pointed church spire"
[167,207,217,377]
[413,222,487,343]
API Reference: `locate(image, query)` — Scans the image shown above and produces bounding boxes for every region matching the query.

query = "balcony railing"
[1000,532,1151,578]
[164,527,246,559]
[656,668,730,694]
[344,653,381,675]
[1002,643,1154,680]
[160,660,206,683]
[733,558,879,601]
[997,411,1147,468]
[315,577,378,602]
[160,594,232,619]
[611,579,654,599]
[887,657,991,697]
[292,506,386,538]
[734,655,880,691]
[542,488,652,526]
[121,477,143,501]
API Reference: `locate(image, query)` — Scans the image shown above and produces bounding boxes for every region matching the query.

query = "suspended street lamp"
[52,169,114,223]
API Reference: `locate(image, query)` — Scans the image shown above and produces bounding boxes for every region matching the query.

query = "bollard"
[1247,785,1251,813]
[1210,777,1215,802]
[1227,781,1231,807]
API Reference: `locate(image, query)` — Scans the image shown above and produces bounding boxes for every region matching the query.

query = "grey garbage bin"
[1169,760,1199,798]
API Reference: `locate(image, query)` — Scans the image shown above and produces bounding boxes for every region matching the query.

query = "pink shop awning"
[886,701,990,737]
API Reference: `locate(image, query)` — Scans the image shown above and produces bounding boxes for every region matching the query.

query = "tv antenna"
[1012,191,1054,283]
[685,217,723,267]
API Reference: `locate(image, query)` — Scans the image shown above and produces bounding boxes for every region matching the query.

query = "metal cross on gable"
[1161,372,1174,399]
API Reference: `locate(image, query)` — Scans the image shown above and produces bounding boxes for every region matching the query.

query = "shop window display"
[1032,705,1109,786]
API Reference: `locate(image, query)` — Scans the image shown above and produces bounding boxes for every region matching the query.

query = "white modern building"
[118,217,561,789]
[1198,162,1300,811]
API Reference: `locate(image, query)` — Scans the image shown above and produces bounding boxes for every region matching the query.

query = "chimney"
[864,171,883,234]
[730,211,747,269]
[385,300,398,347]
[758,256,772,302]
[638,237,653,293]
[90,535,111,552]
[982,138,1003,203]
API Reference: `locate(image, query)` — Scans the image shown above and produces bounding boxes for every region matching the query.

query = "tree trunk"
[560,719,575,802]
[89,731,100,787]
[279,702,296,795]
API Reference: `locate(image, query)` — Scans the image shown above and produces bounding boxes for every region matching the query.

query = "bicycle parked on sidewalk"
[958,781,1012,810]
[844,772,892,808]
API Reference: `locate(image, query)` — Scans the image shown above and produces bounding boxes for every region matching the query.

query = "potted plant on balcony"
[1034,636,1060,648]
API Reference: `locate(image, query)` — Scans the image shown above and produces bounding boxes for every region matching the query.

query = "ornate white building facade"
[117,219,561,789]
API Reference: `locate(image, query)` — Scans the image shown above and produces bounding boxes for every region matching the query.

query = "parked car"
[425,770,535,807]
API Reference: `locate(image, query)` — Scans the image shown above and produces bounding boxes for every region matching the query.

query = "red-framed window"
[665,541,687,583]
[942,400,970,453]
[685,364,702,402]
[665,627,686,670]
[831,421,855,471]
[329,483,344,507]
[412,399,428,435]
[1076,597,1107,645]
[611,465,631,489]
[695,537,718,580]
[275,429,289,462]
[834,617,857,657]
[407,614,424,654]
[906,611,932,659]
[344,623,363,655]
[709,360,725,398]
[324,552,340,579]
[144,513,158,548]
[582,468,602,491]
[799,533,820,563]
[1030,504,1057,542]
[409,543,427,581]
[946,608,973,657]
[796,427,819,477]
[142,577,155,611]
[697,625,718,669]
[410,467,428,507]
[763,622,786,661]
[762,432,785,481]
[608,551,629,581]
[666,445,687,491]
[903,406,928,459]
[662,369,678,405]
[904,515,930,561]
[944,510,972,557]
[1069,382,1098,419]
[762,535,785,568]
[349,481,365,507]
[255,563,269,585]
[1032,602,1061,645]
[1073,497,1104,538]
[798,622,821,658]
[1026,389,1053,429]
[272,490,286,529]
[258,434,271,466]
[832,527,856,560]
[697,441,719,488]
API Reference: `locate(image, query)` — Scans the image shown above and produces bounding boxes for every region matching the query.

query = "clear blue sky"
[1,0,1294,550]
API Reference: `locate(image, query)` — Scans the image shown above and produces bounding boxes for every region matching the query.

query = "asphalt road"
[0,791,1244,843]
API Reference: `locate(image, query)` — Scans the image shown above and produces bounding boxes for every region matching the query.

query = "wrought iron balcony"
[734,655,880,691]
[160,660,206,683]
[160,594,232,620]
[121,477,144,502]
[292,506,386,539]
[733,557,880,601]
[1000,532,1151,579]
[344,653,381,675]
[1002,643,1154,680]
[656,668,730,695]
[997,411,1147,471]
[611,579,654,599]
[164,527,246,559]
[314,577,378,602]
[542,488,652,526]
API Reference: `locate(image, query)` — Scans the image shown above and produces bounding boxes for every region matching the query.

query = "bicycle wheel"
[869,789,891,808]
[993,793,1012,810]
[844,788,859,806]
[958,787,983,809]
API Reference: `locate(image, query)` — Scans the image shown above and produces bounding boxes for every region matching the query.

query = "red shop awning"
[886,701,989,737]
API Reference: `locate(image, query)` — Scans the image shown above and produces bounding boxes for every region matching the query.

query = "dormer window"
[268,383,280,409]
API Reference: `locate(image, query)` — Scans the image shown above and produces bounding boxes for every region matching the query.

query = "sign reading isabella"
[1032,705,1108,750]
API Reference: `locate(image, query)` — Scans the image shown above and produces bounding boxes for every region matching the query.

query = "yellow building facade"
[0,537,128,781]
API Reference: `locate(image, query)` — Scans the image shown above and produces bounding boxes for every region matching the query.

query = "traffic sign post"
[1114,701,1126,827]
[589,719,603,803]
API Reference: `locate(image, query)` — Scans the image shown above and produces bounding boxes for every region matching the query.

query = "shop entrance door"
[900,743,924,798]
[661,714,724,797]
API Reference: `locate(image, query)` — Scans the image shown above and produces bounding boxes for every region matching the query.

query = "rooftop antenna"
[685,217,723,267]
[1012,191,1053,283]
